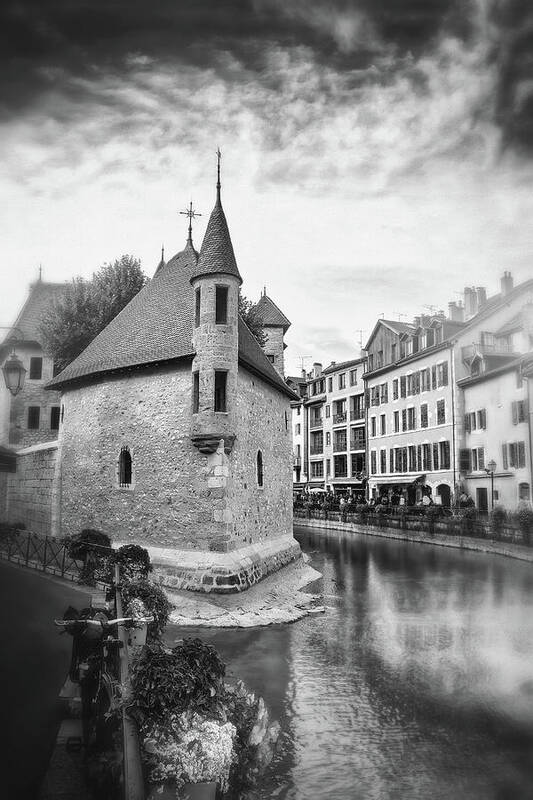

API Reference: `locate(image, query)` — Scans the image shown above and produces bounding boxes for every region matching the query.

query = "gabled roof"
[364,318,414,351]
[1,281,67,349]
[322,357,364,375]
[457,353,528,387]
[190,195,242,284]
[46,236,296,400]
[254,293,291,331]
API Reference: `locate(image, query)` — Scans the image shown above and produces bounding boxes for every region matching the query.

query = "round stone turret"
[190,191,241,454]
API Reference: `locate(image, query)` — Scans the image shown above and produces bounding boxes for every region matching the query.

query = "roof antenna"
[216,147,222,201]
[179,201,202,243]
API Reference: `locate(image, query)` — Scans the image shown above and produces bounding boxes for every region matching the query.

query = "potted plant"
[125,596,150,648]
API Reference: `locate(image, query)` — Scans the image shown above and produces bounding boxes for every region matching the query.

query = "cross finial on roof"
[263,285,267,297]
[179,201,202,243]
[161,244,165,261]
[216,147,222,201]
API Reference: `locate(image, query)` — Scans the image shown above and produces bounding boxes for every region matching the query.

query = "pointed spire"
[161,244,165,261]
[154,244,166,276]
[216,147,222,203]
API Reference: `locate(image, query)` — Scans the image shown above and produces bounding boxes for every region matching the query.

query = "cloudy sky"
[1,0,532,375]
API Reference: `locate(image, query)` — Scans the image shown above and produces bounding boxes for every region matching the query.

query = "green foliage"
[41,255,146,371]
[238,293,267,347]
[514,504,533,544]
[112,544,152,582]
[490,505,507,537]
[129,639,226,727]
[64,529,112,586]
[121,579,172,640]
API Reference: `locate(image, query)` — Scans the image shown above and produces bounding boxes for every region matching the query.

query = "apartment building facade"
[365,319,457,505]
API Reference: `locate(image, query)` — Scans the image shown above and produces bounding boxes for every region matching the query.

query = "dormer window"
[426,328,434,347]
[215,285,228,324]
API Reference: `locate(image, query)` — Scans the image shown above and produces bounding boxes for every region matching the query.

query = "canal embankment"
[294,509,533,563]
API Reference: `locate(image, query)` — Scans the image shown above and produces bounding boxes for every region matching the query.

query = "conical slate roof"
[46,236,295,399]
[254,293,291,332]
[191,196,242,284]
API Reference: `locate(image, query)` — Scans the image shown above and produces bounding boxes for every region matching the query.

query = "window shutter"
[393,379,398,400]
[402,409,407,431]
[509,442,517,468]
[390,449,394,474]
[417,444,422,471]
[478,448,485,471]
[400,376,406,398]
[431,365,437,390]
[464,413,471,433]
[512,401,518,425]
[442,362,449,386]
[502,443,508,470]
[433,443,439,470]
[481,409,486,429]
[459,448,471,473]
[518,441,526,468]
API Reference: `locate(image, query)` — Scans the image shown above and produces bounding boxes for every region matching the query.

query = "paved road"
[0,561,91,800]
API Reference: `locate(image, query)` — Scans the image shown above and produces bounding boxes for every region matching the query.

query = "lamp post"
[0,327,26,397]
[486,458,497,510]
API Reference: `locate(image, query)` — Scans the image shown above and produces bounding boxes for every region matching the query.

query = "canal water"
[170,525,533,800]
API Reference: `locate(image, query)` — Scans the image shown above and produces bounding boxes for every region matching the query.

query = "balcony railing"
[333,412,347,424]
[309,447,323,456]
[310,417,323,429]
[350,409,365,421]
[461,341,516,363]
[350,439,365,451]
[333,441,347,453]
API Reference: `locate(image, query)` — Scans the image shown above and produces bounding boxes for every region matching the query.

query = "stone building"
[254,290,291,377]
[46,178,300,592]
[0,278,65,448]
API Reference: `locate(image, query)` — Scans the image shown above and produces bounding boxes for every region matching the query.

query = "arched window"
[119,446,132,488]
[519,482,530,502]
[256,450,264,488]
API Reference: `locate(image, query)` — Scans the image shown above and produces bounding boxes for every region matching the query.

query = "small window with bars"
[119,446,133,488]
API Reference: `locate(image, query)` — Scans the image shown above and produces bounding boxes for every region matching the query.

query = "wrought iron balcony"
[333,441,347,453]
[309,447,323,456]
[333,412,347,424]
[309,417,323,430]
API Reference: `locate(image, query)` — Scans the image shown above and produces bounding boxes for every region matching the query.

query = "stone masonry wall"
[263,327,285,377]
[58,364,225,549]
[227,368,294,547]
[6,442,58,534]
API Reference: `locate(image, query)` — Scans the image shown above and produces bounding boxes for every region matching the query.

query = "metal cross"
[179,201,202,240]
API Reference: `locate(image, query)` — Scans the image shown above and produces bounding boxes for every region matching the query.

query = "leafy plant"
[121,579,172,640]
[514,504,533,545]
[128,639,226,727]
[64,529,112,586]
[490,505,507,539]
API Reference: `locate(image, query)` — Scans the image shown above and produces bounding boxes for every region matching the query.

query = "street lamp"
[486,458,497,510]
[0,327,26,397]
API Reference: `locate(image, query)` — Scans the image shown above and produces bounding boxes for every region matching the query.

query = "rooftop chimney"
[501,271,513,297]
[448,301,464,323]
[464,287,478,320]
[476,287,487,309]
[313,362,322,378]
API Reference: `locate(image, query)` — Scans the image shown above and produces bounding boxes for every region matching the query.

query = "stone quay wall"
[294,512,533,563]
[5,441,58,535]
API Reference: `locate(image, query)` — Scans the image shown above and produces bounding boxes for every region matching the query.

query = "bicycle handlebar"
[54,615,154,628]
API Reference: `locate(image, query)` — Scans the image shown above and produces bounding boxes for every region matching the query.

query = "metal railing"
[0,528,86,581]
[309,417,323,429]
[293,507,533,546]
[309,447,323,455]
[333,412,347,424]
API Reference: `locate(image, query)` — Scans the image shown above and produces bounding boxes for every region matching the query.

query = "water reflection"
[167,526,533,800]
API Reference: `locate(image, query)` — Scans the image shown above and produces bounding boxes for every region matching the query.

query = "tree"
[41,255,146,372]
[238,292,267,347]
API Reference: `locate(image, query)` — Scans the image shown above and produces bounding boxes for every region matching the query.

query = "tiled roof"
[457,353,526,387]
[381,319,415,334]
[322,357,364,375]
[47,237,296,400]
[1,281,67,348]
[254,294,291,331]
[191,196,242,284]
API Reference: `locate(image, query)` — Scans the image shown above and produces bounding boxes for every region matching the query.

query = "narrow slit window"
[29,357,42,380]
[214,371,227,412]
[192,371,200,413]
[50,406,60,430]
[195,288,201,327]
[119,447,132,487]
[257,450,264,487]
[215,285,228,324]
[27,406,40,429]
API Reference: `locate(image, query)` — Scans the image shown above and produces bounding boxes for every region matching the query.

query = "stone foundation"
[119,535,302,593]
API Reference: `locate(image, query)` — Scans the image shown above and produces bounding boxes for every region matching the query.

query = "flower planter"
[128,622,148,647]
[181,781,217,800]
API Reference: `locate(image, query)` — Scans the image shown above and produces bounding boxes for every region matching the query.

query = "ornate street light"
[0,328,26,397]
[486,458,497,510]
